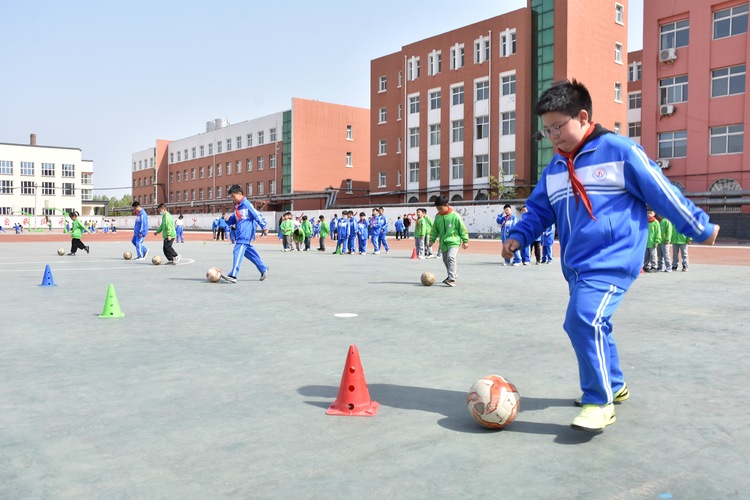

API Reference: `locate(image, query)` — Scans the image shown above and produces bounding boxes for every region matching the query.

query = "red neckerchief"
[648,215,656,223]
[234,196,246,220]
[558,123,598,221]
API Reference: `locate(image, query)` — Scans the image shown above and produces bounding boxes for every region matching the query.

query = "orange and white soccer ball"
[467,374,521,429]
[151,255,162,265]
[123,251,132,260]
[206,267,221,283]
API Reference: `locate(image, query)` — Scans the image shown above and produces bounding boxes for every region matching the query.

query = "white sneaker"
[374,251,380,255]
[174,255,181,264]
[418,256,425,259]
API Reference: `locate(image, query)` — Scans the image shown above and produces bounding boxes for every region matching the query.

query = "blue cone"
[39,264,57,287]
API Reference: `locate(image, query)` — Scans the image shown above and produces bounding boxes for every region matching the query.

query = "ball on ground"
[206,267,221,283]
[420,271,435,286]
[57,248,65,256]
[123,251,132,260]
[151,255,162,265]
[467,374,521,429]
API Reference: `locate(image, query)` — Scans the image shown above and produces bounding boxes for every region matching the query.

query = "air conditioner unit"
[660,104,675,116]
[659,48,677,63]
[656,159,671,170]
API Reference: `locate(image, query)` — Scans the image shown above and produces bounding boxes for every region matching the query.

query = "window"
[428,51,442,75]
[429,90,441,110]
[216,142,222,154]
[176,191,181,202]
[236,160,242,173]
[474,36,490,63]
[714,4,748,39]
[429,160,440,181]
[710,125,744,155]
[452,120,464,142]
[191,168,196,180]
[397,170,402,186]
[245,183,252,196]
[200,145,205,157]
[450,44,464,69]
[41,163,55,176]
[409,127,420,148]
[398,71,402,87]
[614,82,623,102]
[176,171,181,182]
[660,20,689,49]
[345,179,353,193]
[208,143,213,155]
[217,164,222,176]
[429,124,441,145]
[501,29,517,57]
[208,166,212,177]
[183,169,188,180]
[257,182,264,196]
[0,180,12,194]
[628,122,642,138]
[408,57,420,80]
[346,125,353,140]
[270,128,276,142]
[397,137,402,153]
[192,147,196,159]
[215,186,221,198]
[379,139,387,155]
[0,160,12,175]
[501,152,516,176]
[21,162,34,176]
[409,95,420,114]
[378,172,386,188]
[199,188,204,200]
[629,92,642,109]
[22,181,35,194]
[712,65,746,97]
[269,180,277,195]
[475,80,489,101]
[207,187,212,199]
[0,206,10,214]
[236,136,242,149]
[475,154,489,178]
[408,162,419,183]
[614,122,622,135]
[225,139,231,152]
[452,85,464,105]
[191,189,196,201]
[660,75,688,104]
[269,154,276,169]
[177,151,182,162]
[247,134,253,147]
[615,3,624,24]
[200,167,204,179]
[502,74,516,96]
[615,43,623,63]
[247,159,253,172]
[226,162,232,175]
[22,207,35,215]
[398,104,403,120]
[379,75,387,92]
[258,131,264,145]
[501,112,516,135]
[658,130,688,158]
[379,107,387,123]
[62,183,74,196]
[258,157,264,170]
[475,116,489,139]
[451,158,464,179]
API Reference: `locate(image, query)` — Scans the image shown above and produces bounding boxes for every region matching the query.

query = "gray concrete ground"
[1,239,748,499]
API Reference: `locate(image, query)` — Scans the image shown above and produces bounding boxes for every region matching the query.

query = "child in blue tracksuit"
[541,224,555,263]
[222,184,269,283]
[394,217,404,240]
[212,218,219,240]
[346,211,357,254]
[496,204,521,265]
[356,212,369,254]
[330,214,338,242]
[375,207,390,254]
[335,214,349,254]
[503,80,719,433]
[217,214,228,241]
[369,209,380,252]
[131,201,149,260]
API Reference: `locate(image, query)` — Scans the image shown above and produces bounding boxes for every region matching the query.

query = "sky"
[0,0,643,198]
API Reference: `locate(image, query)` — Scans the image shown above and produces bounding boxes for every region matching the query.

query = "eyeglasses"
[537,117,573,139]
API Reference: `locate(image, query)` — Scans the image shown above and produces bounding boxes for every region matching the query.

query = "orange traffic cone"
[411,247,418,259]
[326,345,379,417]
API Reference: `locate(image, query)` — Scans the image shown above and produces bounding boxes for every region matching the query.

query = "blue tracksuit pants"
[132,234,148,258]
[564,279,626,406]
[229,243,267,278]
[358,236,368,253]
[377,232,389,252]
[542,245,553,263]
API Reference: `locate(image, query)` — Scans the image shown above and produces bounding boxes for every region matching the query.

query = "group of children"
[644,209,690,272]
[497,204,556,266]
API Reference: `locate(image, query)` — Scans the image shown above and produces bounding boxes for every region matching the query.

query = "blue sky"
[0,0,643,197]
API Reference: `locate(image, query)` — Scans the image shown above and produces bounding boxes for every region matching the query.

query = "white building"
[0,135,95,222]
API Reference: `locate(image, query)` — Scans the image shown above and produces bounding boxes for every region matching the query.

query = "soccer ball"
[206,267,221,283]
[467,374,521,429]
[420,271,435,286]
[57,248,65,256]
[152,255,162,265]
[123,251,132,260]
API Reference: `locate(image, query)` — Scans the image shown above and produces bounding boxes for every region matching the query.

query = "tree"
[488,174,517,199]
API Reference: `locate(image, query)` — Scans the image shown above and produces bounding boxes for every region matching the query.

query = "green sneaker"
[571,404,616,432]
[574,383,630,407]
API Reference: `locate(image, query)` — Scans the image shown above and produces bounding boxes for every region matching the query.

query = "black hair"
[319,215,325,220]
[503,204,512,210]
[228,184,243,195]
[533,79,593,120]
[302,215,307,220]
[359,212,366,217]
[434,196,448,207]
[131,201,141,208]
[157,203,166,210]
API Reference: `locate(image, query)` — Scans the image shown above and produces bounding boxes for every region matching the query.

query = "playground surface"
[1,232,748,498]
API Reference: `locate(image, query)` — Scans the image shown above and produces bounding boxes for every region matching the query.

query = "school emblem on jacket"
[593,167,608,181]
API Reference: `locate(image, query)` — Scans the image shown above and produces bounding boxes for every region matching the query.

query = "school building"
[131,98,370,214]
[369,0,630,205]
[0,134,97,224]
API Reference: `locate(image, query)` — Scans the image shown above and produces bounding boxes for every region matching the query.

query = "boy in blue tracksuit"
[221,184,269,283]
[502,80,719,433]
[212,218,219,240]
[369,208,380,252]
[346,211,357,254]
[330,214,338,242]
[217,213,228,241]
[541,224,555,263]
[496,204,521,266]
[334,214,349,254]
[356,212,369,254]
[375,207,390,254]
[131,201,149,260]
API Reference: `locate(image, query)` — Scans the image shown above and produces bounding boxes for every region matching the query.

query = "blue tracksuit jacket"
[133,210,148,237]
[226,197,267,244]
